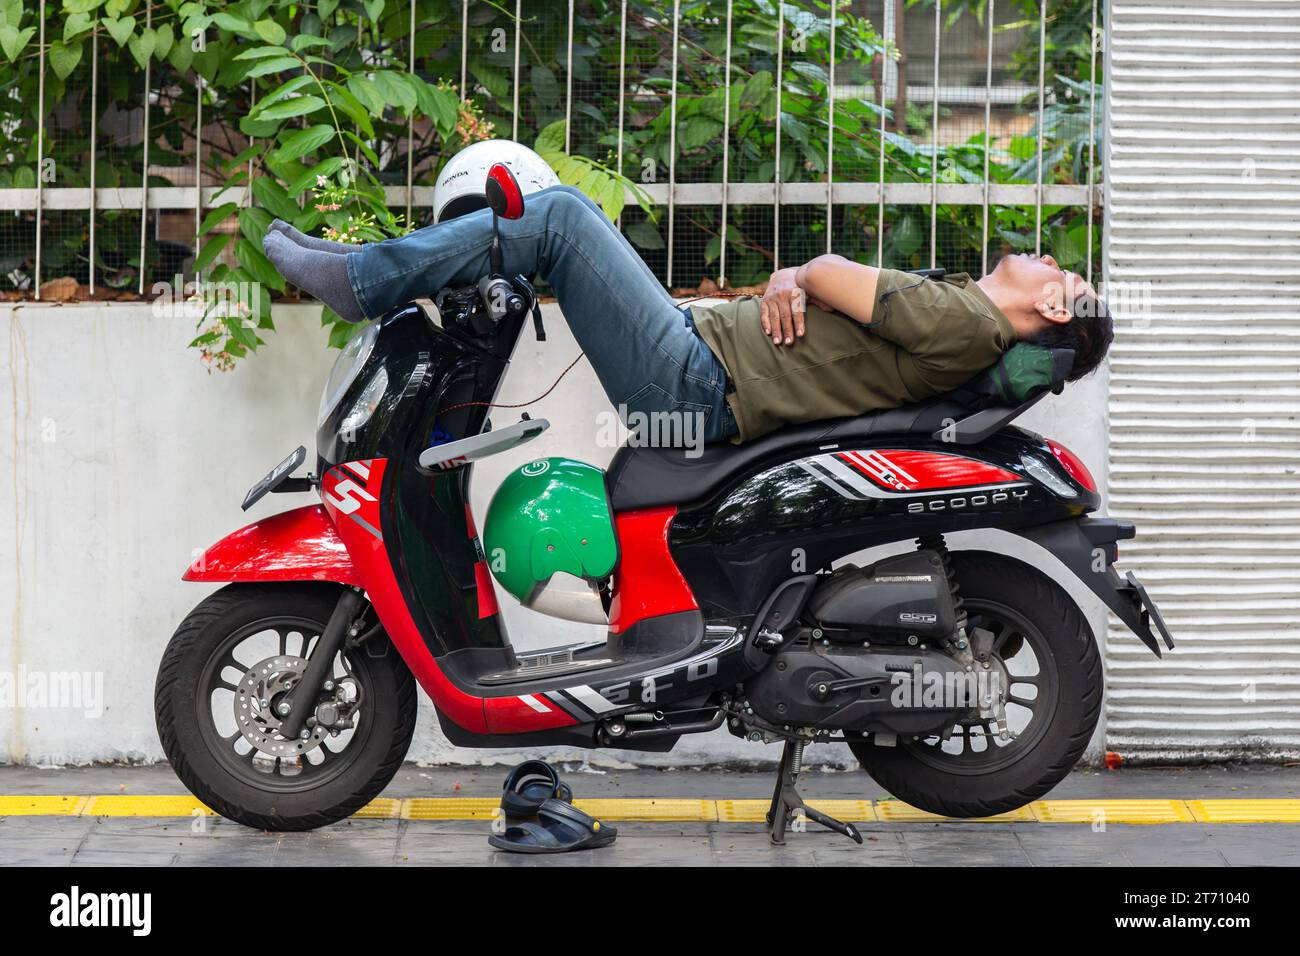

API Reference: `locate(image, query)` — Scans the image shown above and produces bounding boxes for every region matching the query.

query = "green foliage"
[0,0,1101,367]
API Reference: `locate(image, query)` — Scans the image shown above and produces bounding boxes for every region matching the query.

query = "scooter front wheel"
[155,583,417,831]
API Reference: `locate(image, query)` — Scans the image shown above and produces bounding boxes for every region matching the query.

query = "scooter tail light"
[1045,439,1097,493]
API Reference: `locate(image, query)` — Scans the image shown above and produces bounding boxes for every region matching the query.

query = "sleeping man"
[264,183,1112,446]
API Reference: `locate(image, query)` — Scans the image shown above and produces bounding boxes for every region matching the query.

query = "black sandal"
[488,798,617,854]
[499,760,573,822]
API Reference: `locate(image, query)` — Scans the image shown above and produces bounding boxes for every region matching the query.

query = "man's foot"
[269,219,355,255]
[262,231,366,323]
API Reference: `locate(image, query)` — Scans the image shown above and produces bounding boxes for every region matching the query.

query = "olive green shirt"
[688,269,1017,443]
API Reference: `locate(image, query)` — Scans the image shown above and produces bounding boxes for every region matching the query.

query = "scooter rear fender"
[183,504,362,586]
[1016,516,1174,658]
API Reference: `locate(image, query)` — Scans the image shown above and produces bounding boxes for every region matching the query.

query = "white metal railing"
[16,0,1102,299]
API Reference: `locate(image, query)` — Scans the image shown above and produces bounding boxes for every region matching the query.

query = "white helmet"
[432,140,560,223]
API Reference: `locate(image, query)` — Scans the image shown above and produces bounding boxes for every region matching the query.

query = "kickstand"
[766,738,864,846]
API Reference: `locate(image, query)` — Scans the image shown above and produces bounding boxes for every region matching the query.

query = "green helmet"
[483,458,619,623]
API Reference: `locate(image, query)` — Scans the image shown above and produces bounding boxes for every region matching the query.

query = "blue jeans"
[347,185,739,444]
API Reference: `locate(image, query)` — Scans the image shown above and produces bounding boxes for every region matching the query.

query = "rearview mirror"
[485,163,525,220]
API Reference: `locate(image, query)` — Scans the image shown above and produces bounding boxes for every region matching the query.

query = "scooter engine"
[742,551,999,738]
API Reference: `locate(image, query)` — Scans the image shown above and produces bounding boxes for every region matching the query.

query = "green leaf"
[346,75,385,116]
[193,233,232,273]
[152,22,174,60]
[101,15,134,47]
[211,12,252,35]
[740,70,772,109]
[251,94,325,122]
[198,201,238,236]
[237,206,274,246]
[341,130,380,167]
[243,56,301,79]
[49,39,84,79]
[625,219,664,251]
[236,238,285,292]
[253,19,286,45]
[327,313,362,347]
[64,12,96,41]
[535,119,566,154]
[291,35,332,53]
[168,39,194,74]
[679,116,722,150]
[600,177,625,221]
[891,215,922,258]
[252,74,315,110]
[369,71,416,114]
[251,176,301,221]
[126,29,155,69]
[286,156,346,196]
[413,80,457,136]
[530,64,559,106]
[272,123,335,164]
[234,45,292,61]
[0,24,35,61]
[239,115,282,138]
[325,83,375,140]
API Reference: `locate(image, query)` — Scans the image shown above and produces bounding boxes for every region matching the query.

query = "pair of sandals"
[488,760,618,854]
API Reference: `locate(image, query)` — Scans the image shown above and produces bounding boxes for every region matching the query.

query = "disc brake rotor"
[235,655,329,758]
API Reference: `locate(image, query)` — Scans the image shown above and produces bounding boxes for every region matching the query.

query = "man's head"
[980,253,1113,381]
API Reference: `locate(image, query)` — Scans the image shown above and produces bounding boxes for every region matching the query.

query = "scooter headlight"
[318,321,381,427]
[340,366,389,434]
[1020,452,1077,498]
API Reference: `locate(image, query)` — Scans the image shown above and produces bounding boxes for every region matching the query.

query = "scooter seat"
[605,394,1022,512]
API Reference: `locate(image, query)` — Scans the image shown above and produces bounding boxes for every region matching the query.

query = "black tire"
[155,583,417,831]
[850,551,1101,818]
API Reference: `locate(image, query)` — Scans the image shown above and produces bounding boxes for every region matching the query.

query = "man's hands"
[760,267,831,346]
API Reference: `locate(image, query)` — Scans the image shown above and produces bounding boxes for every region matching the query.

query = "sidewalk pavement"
[1,763,1297,867]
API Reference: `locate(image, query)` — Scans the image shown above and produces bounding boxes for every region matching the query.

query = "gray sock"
[263,230,366,323]
[269,218,355,255]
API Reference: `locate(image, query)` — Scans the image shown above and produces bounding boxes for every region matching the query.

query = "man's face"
[994,253,1095,328]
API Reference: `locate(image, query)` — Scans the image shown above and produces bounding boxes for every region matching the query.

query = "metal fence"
[7,0,1102,301]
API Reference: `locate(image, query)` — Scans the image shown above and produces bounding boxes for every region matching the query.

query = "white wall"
[0,301,1108,769]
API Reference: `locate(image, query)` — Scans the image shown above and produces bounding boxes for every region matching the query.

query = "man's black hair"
[1028,286,1114,381]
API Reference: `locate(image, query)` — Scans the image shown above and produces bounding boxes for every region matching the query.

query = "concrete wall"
[0,301,1109,769]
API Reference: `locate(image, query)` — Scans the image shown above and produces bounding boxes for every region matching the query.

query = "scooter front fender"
[183,504,362,586]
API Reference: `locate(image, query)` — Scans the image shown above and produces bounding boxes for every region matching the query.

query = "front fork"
[278,586,366,739]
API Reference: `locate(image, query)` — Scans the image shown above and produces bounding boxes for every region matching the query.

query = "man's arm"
[803,256,1005,390]
[787,256,979,371]
[760,255,881,345]
[795,254,882,326]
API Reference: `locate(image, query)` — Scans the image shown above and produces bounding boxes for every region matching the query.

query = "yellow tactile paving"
[402,797,499,820]
[82,795,214,817]
[2,795,1299,823]
[717,799,876,822]
[1186,799,1300,824]
[1031,799,1196,824]
[353,798,403,819]
[0,795,89,816]
[573,798,717,822]
[876,800,1035,822]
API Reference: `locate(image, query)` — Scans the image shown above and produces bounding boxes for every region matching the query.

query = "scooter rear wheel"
[849,551,1101,818]
[155,583,417,831]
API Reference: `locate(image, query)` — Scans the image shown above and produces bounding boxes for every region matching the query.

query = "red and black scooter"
[155,165,1172,842]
